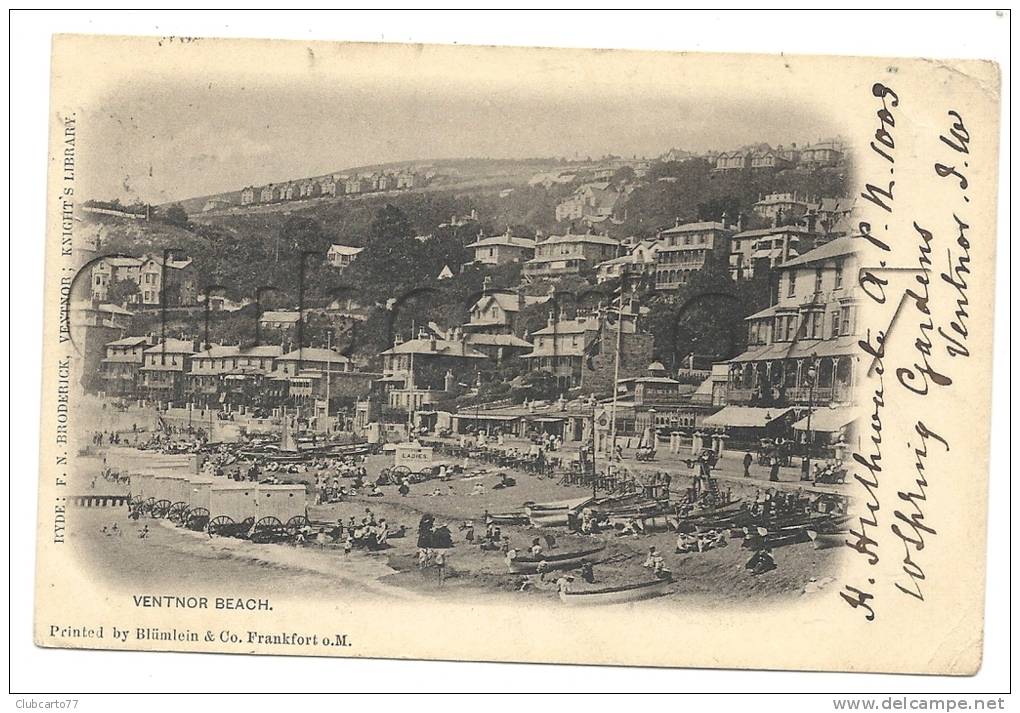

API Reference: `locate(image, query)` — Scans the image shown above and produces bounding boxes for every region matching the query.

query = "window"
[814,267,824,293]
[841,305,854,335]
[835,259,844,288]
[787,272,796,297]
[831,311,840,337]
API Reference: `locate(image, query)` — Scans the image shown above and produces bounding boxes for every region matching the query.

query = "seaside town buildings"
[523,231,622,281]
[87,137,855,446]
[465,229,537,266]
[715,235,860,437]
[654,220,734,291]
[326,244,364,273]
[91,254,197,307]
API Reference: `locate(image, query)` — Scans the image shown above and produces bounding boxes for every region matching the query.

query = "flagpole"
[608,291,625,462]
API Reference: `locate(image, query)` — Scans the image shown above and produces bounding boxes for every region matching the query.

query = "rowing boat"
[525,496,594,528]
[507,544,605,574]
[558,575,672,606]
[485,511,529,526]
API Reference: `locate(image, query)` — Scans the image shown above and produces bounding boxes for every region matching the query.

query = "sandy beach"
[70,438,847,608]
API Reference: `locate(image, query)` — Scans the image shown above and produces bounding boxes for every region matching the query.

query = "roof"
[466,234,537,250]
[660,221,731,235]
[106,336,149,348]
[238,345,284,358]
[191,345,240,359]
[463,333,533,348]
[778,236,857,268]
[142,255,192,270]
[277,348,351,364]
[702,406,794,428]
[98,256,143,268]
[327,244,364,257]
[531,316,636,337]
[792,406,858,433]
[538,233,621,247]
[259,311,301,323]
[733,226,814,239]
[531,317,599,336]
[144,339,195,354]
[745,305,780,321]
[617,375,681,386]
[755,192,807,205]
[378,338,487,359]
[729,335,859,363]
[471,290,548,315]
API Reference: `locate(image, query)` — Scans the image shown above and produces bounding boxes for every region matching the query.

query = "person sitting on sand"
[138,525,149,539]
[398,481,410,497]
[368,484,383,497]
[676,531,698,553]
[643,546,660,568]
[530,538,543,557]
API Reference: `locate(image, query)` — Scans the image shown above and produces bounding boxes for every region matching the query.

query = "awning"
[460,413,519,421]
[702,406,793,428]
[530,416,566,423]
[792,407,858,433]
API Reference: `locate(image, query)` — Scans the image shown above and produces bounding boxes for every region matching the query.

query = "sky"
[79,59,841,205]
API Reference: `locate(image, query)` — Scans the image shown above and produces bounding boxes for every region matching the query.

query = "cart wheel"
[142,497,156,514]
[254,516,283,532]
[239,517,256,537]
[392,465,411,479]
[168,502,188,523]
[285,515,309,533]
[151,499,172,519]
[186,508,210,531]
[207,515,235,536]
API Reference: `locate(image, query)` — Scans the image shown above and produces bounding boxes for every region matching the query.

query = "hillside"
[83,154,849,371]
[166,156,580,215]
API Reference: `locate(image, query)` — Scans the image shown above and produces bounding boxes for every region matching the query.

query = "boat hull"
[507,546,605,574]
[559,577,672,606]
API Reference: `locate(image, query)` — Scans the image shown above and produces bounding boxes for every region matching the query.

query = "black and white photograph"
[10,11,1010,706]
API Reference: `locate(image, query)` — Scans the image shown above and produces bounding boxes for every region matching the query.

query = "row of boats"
[486,489,849,605]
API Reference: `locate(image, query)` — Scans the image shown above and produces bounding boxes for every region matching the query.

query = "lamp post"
[801,353,819,482]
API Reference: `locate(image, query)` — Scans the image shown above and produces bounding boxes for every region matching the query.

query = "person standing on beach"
[743,451,753,478]
[769,456,781,482]
[434,550,446,586]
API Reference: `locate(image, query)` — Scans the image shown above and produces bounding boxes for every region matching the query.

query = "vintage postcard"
[36,34,1000,673]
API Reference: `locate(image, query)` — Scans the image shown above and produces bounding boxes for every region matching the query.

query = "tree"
[370,203,414,242]
[163,203,189,228]
[106,277,139,306]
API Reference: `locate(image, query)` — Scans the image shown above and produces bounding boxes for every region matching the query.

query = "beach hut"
[206,481,259,535]
[254,483,308,530]
[149,473,193,519]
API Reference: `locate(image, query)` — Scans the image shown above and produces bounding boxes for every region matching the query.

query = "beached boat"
[526,496,594,528]
[485,511,529,526]
[506,544,605,574]
[559,575,673,606]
